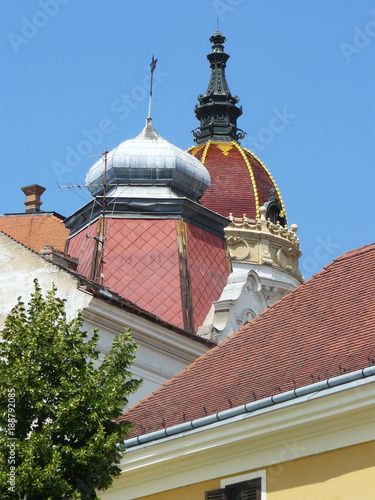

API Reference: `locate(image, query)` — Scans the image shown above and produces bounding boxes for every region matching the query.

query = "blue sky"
[2,0,374,279]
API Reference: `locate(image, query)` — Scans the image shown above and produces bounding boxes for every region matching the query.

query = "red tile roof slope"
[186,223,229,330]
[104,219,183,328]
[68,218,230,333]
[67,219,97,277]
[122,242,375,437]
[68,219,185,329]
[0,213,69,252]
[189,142,280,219]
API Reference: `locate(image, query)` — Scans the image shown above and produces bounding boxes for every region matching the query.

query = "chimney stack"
[21,184,46,213]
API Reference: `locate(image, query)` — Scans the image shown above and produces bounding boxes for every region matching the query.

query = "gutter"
[125,366,375,449]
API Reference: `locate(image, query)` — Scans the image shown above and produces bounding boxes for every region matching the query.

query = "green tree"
[0,280,141,499]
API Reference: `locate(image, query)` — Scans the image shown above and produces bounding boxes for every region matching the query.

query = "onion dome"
[189,31,286,223]
[86,118,210,202]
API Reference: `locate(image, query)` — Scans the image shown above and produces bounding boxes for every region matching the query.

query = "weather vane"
[147,54,158,120]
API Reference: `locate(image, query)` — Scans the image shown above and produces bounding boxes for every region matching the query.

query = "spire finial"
[192,32,246,145]
[147,54,158,125]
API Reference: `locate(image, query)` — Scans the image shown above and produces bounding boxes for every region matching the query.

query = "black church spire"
[192,31,246,144]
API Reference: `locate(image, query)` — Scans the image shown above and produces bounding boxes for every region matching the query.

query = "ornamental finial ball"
[259,206,267,220]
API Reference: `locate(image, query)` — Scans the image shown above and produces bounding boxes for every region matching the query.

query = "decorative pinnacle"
[209,30,227,51]
[192,31,246,145]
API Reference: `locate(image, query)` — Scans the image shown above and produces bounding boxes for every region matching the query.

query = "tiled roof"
[121,242,375,436]
[189,142,283,219]
[69,218,184,327]
[185,223,229,330]
[67,218,229,333]
[0,228,214,347]
[105,219,184,327]
[0,213,69,252]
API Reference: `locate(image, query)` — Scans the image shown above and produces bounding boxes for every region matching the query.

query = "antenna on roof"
[147,55,158,122]
[90,150,108,284]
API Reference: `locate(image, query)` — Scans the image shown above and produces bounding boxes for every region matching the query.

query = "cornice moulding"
[83,299,209,362]
[105,378,375,499]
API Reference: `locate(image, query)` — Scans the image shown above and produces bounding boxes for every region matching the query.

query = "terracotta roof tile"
[0,213,69,252]
[122,242,375,436]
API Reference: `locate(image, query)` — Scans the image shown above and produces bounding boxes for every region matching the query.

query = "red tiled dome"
[188,141,285,221]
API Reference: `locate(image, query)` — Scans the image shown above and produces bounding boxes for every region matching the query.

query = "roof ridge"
[310,241,375,276]
[1,211,65,219]
[332,242,375,262]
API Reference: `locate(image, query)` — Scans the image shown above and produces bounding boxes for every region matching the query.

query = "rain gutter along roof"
[124,366,375,449]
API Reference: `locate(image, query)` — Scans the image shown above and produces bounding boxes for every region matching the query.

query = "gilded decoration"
[201,140,212,164]
[233,142,260,218]
[217,143,234,156]
[187,144,205,156]
[242,146,287,219]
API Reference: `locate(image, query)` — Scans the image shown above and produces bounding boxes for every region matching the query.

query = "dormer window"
[264,188,286,227]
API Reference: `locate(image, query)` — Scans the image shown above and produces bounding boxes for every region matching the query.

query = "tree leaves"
[0,280,141,499]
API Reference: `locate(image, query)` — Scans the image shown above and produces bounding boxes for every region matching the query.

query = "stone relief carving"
[244,274,257,294]
[227,236,250,260]
[235,309,257,328]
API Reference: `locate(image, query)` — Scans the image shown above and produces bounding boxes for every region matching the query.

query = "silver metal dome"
[85,119,210,201]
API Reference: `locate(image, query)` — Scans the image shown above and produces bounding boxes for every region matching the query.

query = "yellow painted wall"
[134,441,375,500]
[134,479,220,500]
[267,440,375,500]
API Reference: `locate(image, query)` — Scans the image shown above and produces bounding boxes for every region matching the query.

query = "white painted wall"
[0,232,91,327]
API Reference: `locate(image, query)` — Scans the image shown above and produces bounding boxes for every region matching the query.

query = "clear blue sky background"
[1,0,374,279]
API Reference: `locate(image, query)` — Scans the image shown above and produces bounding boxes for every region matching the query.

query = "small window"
[206,478,261,500]
[267,204,280,224]
[266,204,286,226]
[264,188,286,227]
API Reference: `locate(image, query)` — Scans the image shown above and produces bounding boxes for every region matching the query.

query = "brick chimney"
[21,184,46,213]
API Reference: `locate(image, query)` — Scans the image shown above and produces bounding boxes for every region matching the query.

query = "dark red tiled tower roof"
[121,242,375,436]
[189,141,284,220]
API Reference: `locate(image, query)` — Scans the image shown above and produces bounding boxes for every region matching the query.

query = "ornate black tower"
[192,30,246,145]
